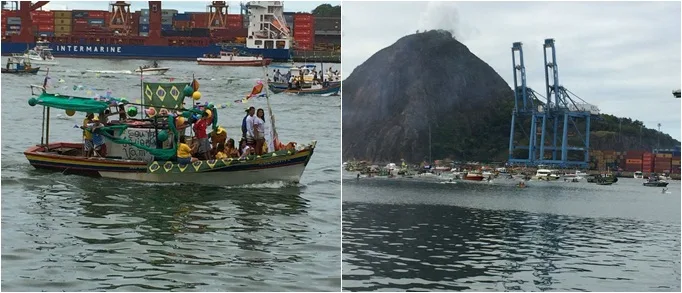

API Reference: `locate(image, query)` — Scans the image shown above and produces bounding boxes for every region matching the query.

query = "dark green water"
[1,58,341,291]
[343,175,680,291]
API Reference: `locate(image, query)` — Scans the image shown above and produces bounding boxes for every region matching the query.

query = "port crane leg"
[561,113,569,161]
[530,115,538,162]
[509,113,516,161]
[584,117,591,164]
[539,114,547,161]
[552,118,559,160]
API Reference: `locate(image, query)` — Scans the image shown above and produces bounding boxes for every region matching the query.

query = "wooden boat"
[197,51,272,66]
[23,75,316,186]
[464,172,485,181]
[268,82,341,95]
[2,66,40,74]
[3,58,40,74]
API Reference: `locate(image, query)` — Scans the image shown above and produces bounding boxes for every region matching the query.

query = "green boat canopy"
[28,93,110,113]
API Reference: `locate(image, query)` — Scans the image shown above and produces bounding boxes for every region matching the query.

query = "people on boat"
[245,107,256,148]
[253,108,266,155]
[238,138,254,159]
[177,136,198,165]
[225,138,240,158]
[242,106,254,139]
[215,142,227,160]
[153,60,158,68]
[192,111,212,160]
[81,113,95,157]
[117,104,127,121]
[210,126,227,157]
[90,117,107,157]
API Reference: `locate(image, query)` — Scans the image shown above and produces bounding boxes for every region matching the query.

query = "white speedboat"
[634,171,643,179]
[134,65,170,75]
[12,40,59,65]
[197,51,272,66]
[533,169,561,181]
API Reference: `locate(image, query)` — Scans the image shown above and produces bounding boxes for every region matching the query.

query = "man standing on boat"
[80,113,95,157]
[245,107,256,148]
[242,106,255,139]
[193,111,212,160]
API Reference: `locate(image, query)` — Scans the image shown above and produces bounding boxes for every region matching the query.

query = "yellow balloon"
[175,116,186,128]
[65,109,75,116]
[192,91,202,100]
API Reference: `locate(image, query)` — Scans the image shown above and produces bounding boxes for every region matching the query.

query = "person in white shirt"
[253,108,266,155]
[245,107,256,147]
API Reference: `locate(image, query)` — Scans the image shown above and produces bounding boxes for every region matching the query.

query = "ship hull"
[197,58,273,66]
[2,42,291,61]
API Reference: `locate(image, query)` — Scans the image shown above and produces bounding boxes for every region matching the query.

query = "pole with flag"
[262,66,278,152]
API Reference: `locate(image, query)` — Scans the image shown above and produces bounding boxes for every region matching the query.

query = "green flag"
[142,82,188,110]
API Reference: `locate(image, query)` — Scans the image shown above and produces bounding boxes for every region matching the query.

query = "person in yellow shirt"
[80,113,95,157]
[177,136,198,165]
[215,142,227,160]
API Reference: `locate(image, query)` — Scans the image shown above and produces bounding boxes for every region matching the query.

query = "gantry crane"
[508,39,597,168]
[207,1,228,29]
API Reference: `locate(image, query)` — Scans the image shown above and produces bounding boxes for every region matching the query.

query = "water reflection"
[343,203,680,291]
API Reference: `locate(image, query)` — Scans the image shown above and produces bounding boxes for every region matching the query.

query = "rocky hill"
[342,30,680,163]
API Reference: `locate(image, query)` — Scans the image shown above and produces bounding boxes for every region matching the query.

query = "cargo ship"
[1,1,340,62]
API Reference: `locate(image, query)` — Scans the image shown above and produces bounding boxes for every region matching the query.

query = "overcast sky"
[43,1,336,14]
[342,1,681,142]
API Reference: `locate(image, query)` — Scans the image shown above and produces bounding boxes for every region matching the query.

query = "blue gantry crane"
[508,39,598,168]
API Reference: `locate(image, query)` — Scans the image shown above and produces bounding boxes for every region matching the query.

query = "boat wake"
[82,70,134,75]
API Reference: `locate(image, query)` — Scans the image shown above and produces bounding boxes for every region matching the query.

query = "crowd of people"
[80,101,283,165]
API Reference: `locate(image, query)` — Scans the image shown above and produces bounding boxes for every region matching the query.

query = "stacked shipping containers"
[623,150,645,172]
[673,156,681,174]
[4,10,21,36]
[189,12,209,29]
[642,152,654,173]
[72,10,108,32]
[293,13,314,50]
[31,10,55,36]
[227,14,242,29]
[173,13,191,30]
[654,153,672,173]
[54,10,72,36]
[139,9,149,36]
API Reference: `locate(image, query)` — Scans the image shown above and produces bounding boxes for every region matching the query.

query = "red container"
[33,18,54,25]
[174,20,190,28]
[294,35,314,43]
[87,11,106,18]
[625,164,642,172]
[294,22,312,30]
[38,24,55,31]
[227,22,241,28]
[227,14,242,21]
[31,10,54,18]
[293,13,312,22]
[74,19,88,25]
[294,29,313,37]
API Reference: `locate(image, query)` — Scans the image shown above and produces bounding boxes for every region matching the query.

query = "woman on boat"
[177,136,198,165]
[225,138,239,158]
[81,113,95,157]
[192,111,212,160]
[210,126,227,157]
[238,138,253,159]
[215,142,227,160]
[254,108,266,155]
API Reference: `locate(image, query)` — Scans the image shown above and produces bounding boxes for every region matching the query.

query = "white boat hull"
[134,67,170,75]
[99,159,307,186]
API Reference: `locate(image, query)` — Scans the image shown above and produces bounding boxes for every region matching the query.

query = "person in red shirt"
[193,112,212,160]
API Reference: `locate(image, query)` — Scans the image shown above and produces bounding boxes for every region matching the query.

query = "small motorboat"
[643,177,669,187]
[2,58,40,74]
[464,172,485,181]
[134,62,169,75]
[268,82,341,95]
[197,51,272,66]
[634,171,644,179]
[11,40,59,65]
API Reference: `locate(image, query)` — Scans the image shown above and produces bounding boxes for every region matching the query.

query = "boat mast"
[262,66,278,143]
[139,67,145,116]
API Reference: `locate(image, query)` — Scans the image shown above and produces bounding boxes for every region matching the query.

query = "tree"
[312,4,341,17]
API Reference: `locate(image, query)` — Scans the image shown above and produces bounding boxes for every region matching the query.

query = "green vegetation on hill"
[312,4,341,16]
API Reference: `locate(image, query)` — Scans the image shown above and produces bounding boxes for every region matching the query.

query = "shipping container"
[33,18,54,25]
[36,31,55,37]
[626,159,642,164]
[293,13,313,22]
[73,11,89,18]
[54,11,72,19]
[7,17,21,25]
[139,32,149,37]
[88,19,105,25]
[31,10,54,18]
[175,13,191,21]
[227,14,243,21]
[55,25,71,33]
[37,24,55,31]
[139,17,149,24]
[54,18,72,25]
[162,9,178,16]
[55,32,70,37]
[173,20,190,29]
[74,19,88,25]
[191,28,210,37]
[294,22,312,30]
[227,22,242,28]
[294,29,313,37]
[8,25,21,31]
[87,11,106,18]
[139,24,150,32]
[624,163,642,172]
[161,24,173,31]
[141,9,149,16]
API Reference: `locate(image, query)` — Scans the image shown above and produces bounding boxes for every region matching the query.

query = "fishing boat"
[268,82,341,95]
[11,40,59,65]
[23,74,316,186]
[2,58,40,74]
[197,51,272,66]
[643,175,669,187]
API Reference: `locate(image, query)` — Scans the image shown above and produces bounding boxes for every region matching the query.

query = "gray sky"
[43,1,337,14]
[342,1,681,142]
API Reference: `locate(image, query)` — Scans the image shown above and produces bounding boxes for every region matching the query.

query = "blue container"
[175,13,190,21]
[140,9,149,16]
[139,16,149,24]
[139,24,149,32]
[73,11,88,18]
[8,25,21,31]
[7,17,21,25]
[88,19,105,25]
[37,32,55,37]
[161,24,173,31]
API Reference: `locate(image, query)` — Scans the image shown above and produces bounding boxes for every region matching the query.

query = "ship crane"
[508,39,594,168]
[13,1,49,43]
[108,1,132,35]
[207,1,229,29]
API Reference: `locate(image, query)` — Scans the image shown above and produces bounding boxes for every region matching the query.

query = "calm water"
[343,174,681,291]
[1,58,341,291]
